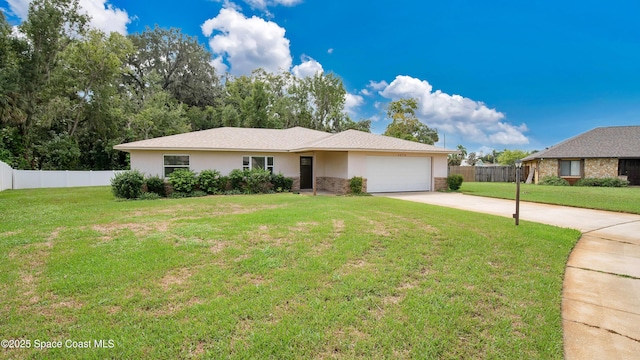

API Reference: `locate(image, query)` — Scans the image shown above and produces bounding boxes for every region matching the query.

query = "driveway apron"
[376,192,640,359]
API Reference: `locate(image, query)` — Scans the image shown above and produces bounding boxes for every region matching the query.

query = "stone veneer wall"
[584,158,618,178]
[537,159,559,180]
[291,177,300,191]
[315,177,368,194]
[434,177,447,191]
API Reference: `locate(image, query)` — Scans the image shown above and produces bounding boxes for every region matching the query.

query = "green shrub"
[144,175,166,197]
[198,169,225,194]
[111,170,144,199]
[271,173,293,192]
[228,169,245,191]
[446,174,464,191]
[168,168,197,193]
[245,168,273,194]
[349,176,364,194]
[138,192,161,200]
[539,176,569,186]
[575,177,628,187]
[224,189,242,195]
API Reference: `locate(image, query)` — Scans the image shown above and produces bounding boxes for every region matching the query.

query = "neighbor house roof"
[522,125,640,161]
[114,127,455,154]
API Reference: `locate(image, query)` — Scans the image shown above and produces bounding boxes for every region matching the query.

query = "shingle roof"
[114,127,455,154]
[113,127,332,152]
[293,129,451,153]
[522,125,640,161]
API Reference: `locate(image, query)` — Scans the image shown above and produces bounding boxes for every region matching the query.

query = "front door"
[620,159,640,186]
[300,156,313,189]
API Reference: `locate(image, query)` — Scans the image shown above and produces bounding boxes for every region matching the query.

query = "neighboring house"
[521,126,640,185]
[114,127,456,193]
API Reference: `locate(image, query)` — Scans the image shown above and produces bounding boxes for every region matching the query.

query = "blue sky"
[4,0,640,155]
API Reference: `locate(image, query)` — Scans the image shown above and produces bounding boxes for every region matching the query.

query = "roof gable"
[294,129,451,153]
[523,126,640,160]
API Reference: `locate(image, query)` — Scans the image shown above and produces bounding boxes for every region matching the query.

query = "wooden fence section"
[448,165,518,182]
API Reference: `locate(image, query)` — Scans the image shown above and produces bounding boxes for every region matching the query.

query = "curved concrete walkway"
[375,192,640,359]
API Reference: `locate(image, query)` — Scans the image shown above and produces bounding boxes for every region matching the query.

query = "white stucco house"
[114,127,455,193]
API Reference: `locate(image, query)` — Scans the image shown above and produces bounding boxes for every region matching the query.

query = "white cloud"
[327,48,334,54]
[210,57,229,75]
[344,93,364,116]
[291,55,323,78]
[379,75,529,145]
[367,80,388,91]
[202,7,292,76]
[360,88,371,96]
[242,0,302,9]
[6,0,131,34]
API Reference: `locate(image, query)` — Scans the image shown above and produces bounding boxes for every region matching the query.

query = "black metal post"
[514,164,521,225]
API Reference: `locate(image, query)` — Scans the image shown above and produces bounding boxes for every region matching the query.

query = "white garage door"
[365,156,431,192]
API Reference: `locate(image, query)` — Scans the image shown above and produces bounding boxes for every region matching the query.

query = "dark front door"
[620,159,640,186]
[300,156,313,189]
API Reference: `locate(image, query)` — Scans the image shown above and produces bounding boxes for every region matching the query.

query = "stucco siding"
[322,152,348,178]
[129,150,299,178]
[584,158,618,178]
[432,154,448,177]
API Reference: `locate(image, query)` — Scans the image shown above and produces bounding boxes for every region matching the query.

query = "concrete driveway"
[375,192,640,359]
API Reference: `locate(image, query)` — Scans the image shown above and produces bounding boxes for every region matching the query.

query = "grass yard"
[461,182,640,215]
[0,187,579,359]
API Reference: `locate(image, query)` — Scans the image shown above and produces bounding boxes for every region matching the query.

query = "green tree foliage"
[1,7,372,171]
[383,98,438,144]
[448,145,467,166]
[497,149,531,165]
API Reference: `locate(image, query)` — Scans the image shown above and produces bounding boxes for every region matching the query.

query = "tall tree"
[497,149,531,165]
[16,0,89,168]
[126,26,222,108]
[383,98,438,144]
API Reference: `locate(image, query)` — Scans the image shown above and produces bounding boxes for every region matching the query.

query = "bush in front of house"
[138,192,161,200]
[228,169,245,191]
[349,176,364,194]
[271,173,293,192]
[111,170,144,199]
[446,174,464,191]
[168,168,197,193]
[575,177,628,187]
[198,169,225,194]
[245,168,273,194]
[539,176,570,186]
[144,175,166,197]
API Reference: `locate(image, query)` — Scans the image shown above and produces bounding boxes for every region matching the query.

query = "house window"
[243,156,274,173]
[164,155,190,177]
[560,160,580,177]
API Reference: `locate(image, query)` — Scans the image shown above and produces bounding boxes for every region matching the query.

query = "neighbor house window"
[164,155,190,177]
[559,160,580,177]
[242,156,274,173]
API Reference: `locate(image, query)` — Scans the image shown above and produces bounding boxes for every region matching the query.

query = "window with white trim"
[243,156,274,173]
[164,155,190,177]
[559,160,580,177]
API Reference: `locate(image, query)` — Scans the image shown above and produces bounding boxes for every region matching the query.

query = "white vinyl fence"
[0,161,12,191]
[0,160,123,191]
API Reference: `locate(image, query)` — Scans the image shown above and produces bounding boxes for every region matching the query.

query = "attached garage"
[365,156,431,192]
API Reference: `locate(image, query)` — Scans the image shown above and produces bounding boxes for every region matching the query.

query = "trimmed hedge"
[447,174,464,191]
[111,170,144,199]
[144,175,166,197]
[574,177,628,187]
[349,176,364,194]
[168,169,197,193]
[539,176,570,186]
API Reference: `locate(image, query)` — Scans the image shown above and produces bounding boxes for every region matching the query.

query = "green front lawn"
[0,187,579,359]
[461,182,640,214]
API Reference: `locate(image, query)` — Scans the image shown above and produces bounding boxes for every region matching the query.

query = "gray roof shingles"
[114,127,455,154]
[523,126,640,161]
